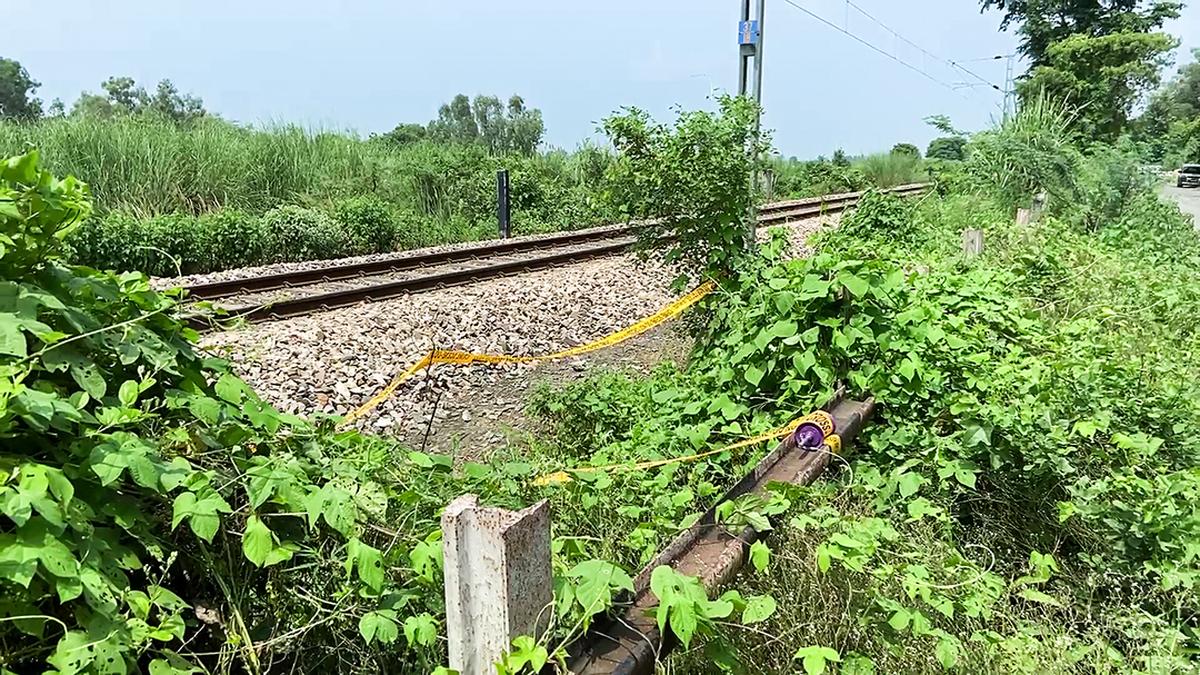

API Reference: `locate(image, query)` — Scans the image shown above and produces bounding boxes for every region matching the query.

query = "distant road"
[1161,184,1200,228]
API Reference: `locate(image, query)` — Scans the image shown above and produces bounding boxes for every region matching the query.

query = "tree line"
[979,0,1199,163]
[0,58,546,155]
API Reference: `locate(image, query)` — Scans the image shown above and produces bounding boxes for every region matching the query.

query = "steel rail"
[184,224,632,301]
[189,184,929,329]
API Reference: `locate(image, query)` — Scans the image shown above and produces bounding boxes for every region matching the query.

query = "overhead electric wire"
[843,0,1005,93]
[779,0,963,94]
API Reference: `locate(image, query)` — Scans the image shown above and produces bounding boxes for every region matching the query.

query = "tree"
[926,136,968,160]
[71,76,205,123]
[1019,31,1176,142]
[979,0,1181,66]
[426,93,544,155]
[429,94,479,143]
[891,143,921,158]
[1136,49,1200,162]
[831,149,850,167]
[0,57,42,120]
[147,79,205,123]
[602,95,770,288]
[102,76,148,113]
[377,122,428,147]
[505,95,545,156]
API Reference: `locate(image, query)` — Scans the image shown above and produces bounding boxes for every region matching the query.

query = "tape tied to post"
[340,280,718,425]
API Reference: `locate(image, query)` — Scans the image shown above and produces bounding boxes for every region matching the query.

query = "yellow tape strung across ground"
[532,416,808,487]
[340,280,718,425]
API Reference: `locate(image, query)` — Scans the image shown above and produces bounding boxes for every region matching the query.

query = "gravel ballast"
[200,215,836,454]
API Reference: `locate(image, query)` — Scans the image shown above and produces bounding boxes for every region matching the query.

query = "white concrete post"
[962,228,984,258]
[442,495,552,675]
[1016,207,1032,226]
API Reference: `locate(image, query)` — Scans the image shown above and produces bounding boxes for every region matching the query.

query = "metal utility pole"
[1002,54,1015,122]
[738,0,765,247]
[737,0,765,106]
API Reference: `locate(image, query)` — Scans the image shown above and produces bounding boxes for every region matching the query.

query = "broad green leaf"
[769,320,798,338]
[69,364,106,399]
[794,646,841,675]
[749,540,770,573]
[774,291,796,313]
[117,380,139,407]
[31,530,78,579]
[570,559,633,613]
[741,595,776,624]
[1017,587,1064,607]
[669,602,699,647]
[403,613,439,647]
[897,472,924,498]
[0,313,26,357]
[816,545,832,573]
[359,609,399,645]
[744,364,765,386]
[839,272,869,297]
[935,636,960,669]
[214,373,245,404]
[356,541,385,592]
[241,515,275,567]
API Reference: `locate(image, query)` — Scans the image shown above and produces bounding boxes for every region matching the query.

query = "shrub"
[891,142,921,158]
[966,94,1081,214]
[195,209,266,271]
[834,190,915,245]
[771,158,867,198]
[333,195,398,254]
[68,212,204,277]
[925,136,967,161]
[261,205,352,262]
[602,95,770,288]
[1074,139,1156,230]
[854,151,924,187]
[0,149,463,673]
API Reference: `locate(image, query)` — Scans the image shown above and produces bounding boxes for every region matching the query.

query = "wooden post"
[442,495,552,675]
[962,228,984,258]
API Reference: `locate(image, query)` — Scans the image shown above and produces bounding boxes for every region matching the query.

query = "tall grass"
[852,151,925,187]
[0,116,382,217]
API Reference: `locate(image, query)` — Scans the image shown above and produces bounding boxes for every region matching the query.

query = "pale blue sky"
[8,1,1200,157]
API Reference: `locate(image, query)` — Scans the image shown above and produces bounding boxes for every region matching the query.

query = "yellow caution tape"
[340,280,718,425]
[532,415,808,487]
[796,410,835,437]
[825,434,842,455]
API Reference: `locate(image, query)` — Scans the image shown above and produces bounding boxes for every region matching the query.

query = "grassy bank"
[0,115,616,275]
[0,115,926,277]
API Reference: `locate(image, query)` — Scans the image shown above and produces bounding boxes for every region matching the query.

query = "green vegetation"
[1137,48,1200,164]
[0,114,618,276]
[979,0,1181,67]
[602,95,769,287]
[0,60,941,277]
[980,0,1183,147]
[5,2,1199,670]
[0,58,43,121]
[9,85,1197,669]
[539,100,1200,673]
[770,147,927,201]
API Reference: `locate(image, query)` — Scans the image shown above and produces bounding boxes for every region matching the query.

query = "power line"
[843,0,1004,94]
[779,0,962,94]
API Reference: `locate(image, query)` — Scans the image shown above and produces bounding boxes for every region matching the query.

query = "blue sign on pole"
[738,20,759,45]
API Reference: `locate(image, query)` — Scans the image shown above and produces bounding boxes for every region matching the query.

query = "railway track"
[187,183,927,328]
